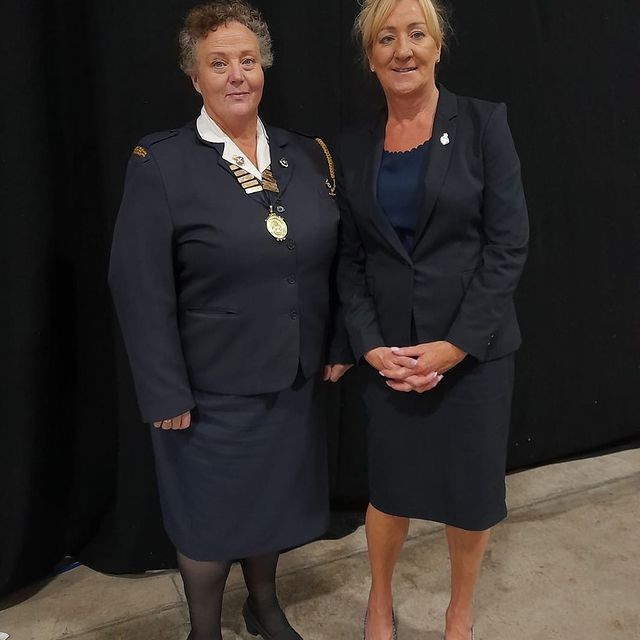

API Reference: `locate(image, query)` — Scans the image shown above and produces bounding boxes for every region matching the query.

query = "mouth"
[227,91,250,98]
[392,67,417,74]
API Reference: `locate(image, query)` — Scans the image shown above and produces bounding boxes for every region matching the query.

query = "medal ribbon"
[228,162,288,241]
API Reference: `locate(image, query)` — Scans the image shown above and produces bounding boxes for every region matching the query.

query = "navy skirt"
[364,354,515,531]
[150,372,329,561]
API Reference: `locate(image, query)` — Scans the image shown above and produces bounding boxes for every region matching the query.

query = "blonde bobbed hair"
[354,0,448,64]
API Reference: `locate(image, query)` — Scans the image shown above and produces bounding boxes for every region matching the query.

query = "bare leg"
[365,503,410,640]
[444,526,491,640]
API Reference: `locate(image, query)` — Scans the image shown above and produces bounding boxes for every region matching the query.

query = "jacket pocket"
[186,306,238,318]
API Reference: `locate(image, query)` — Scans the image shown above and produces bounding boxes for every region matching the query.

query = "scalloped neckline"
[383,138,431,155]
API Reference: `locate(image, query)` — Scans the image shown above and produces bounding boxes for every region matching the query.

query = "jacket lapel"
[365,113,414,263]
[412,85,458,249]
[265,126,294,199]
[193,121,273,209]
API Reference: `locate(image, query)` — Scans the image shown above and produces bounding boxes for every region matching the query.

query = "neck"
[204,105,258,145]
[385,84,439,123]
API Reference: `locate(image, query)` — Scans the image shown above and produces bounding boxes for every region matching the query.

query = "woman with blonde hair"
[335,0,529,638]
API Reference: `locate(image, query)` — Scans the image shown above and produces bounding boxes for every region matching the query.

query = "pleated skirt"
[364,354,515,531]
[150,372,329,561]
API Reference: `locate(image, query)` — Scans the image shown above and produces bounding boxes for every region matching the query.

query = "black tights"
[178,550,291,640]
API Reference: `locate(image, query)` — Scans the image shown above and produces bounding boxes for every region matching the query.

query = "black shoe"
[242,600,303,640]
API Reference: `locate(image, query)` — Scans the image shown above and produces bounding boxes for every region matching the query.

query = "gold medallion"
[266,212,288,241]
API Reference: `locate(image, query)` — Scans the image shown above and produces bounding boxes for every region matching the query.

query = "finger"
[179,412,191,430]
[390,346,424,358]
[416,355,439,372]
[386,355,419,369]
[414,374,444,393]
[379,366,419,380]
[323,365,332,381]
[161,419,172,430]
[171,416,182,429]
[330,365,346,382]
[153,421,162,428]
[386,380,414,392]
[390,371,438,385]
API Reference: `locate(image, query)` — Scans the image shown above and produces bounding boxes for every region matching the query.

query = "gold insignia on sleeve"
[133,145,148,158]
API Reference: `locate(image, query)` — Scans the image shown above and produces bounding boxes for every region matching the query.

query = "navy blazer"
[335,86,529,362]
[109,122,351,424]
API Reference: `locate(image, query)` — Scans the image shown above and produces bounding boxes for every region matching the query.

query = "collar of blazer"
[192,120,295,201]
[364,83,458,263]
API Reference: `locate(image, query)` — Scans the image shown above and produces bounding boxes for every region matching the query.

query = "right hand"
[153,411,191,430]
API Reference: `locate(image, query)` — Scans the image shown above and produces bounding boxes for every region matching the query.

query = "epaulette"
[131,129,179,162]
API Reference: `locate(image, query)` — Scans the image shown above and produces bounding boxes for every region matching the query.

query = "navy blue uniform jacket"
[335,86,529,362]
[109,122,351,424]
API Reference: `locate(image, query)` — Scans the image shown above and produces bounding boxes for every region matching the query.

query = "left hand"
[323,364,353,383]
[382,341,467,392]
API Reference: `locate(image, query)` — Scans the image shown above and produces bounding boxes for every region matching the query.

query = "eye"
[241,57,257,67]
[379,34,394,45]
[211,59,226,69]
[410,31,426,40]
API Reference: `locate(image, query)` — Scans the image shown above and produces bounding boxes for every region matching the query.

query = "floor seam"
[51,602,186,639]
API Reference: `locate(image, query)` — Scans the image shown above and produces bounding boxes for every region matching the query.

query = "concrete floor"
[1,449,638,640]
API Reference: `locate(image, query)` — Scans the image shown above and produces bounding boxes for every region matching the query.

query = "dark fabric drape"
[2,0,638,596]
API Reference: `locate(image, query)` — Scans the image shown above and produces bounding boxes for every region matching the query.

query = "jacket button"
[290,310,298,320]
[287,239,296,250]
[287,275,296,284]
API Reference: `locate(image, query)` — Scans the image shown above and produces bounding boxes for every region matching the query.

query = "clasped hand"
[365,341,467,393]
[153,411,191,430]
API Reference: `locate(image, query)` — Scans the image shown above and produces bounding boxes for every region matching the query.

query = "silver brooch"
[279,158,289,168]
[233,155,245,166]
[440,133,450,146]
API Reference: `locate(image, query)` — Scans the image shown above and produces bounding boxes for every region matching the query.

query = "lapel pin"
[280,158,289,168]
[233,155,245,166]
[440,133,450,146]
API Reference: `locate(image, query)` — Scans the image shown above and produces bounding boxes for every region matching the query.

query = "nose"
[228,61,245,84]
[394,35,413,60]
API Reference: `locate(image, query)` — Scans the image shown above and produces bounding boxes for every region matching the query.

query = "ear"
[191,75,202,95]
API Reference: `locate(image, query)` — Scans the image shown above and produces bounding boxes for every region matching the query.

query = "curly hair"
[179,0,273,75]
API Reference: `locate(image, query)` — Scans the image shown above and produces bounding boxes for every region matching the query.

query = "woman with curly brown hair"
[108,2,352,638]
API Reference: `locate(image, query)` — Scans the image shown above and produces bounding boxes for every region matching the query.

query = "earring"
[370,66,375,72]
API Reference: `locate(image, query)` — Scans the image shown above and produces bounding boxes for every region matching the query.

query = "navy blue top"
[377,140,430,253]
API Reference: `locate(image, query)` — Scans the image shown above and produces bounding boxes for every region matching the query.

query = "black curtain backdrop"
[2,0,639,597]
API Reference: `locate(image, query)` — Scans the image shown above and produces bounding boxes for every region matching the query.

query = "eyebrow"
[205,48,259,58]
[379,21,427,32]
